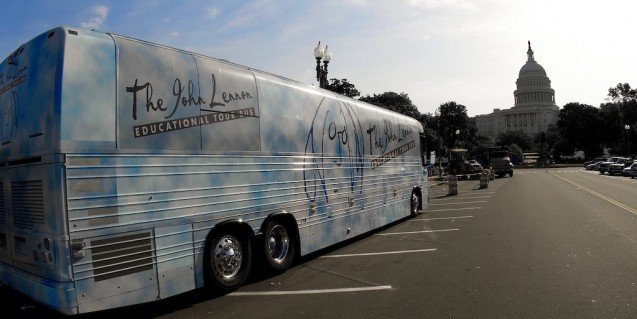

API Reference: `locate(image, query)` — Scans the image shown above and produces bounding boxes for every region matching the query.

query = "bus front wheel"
[263,220,296,273]
[206,231,252,291]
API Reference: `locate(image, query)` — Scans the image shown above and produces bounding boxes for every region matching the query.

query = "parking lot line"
[429,201,486,206]
[322,248,438,258]
[229,286,393,296]
[424,207,481,212]
[411,215,474,221]
[377,229,459,236]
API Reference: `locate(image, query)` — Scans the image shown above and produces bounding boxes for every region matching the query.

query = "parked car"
[586,161,603,170]
[629,162,637,179]
[468,160,483,171]
[599,157,622,175]
[608,158,632,176]
[623,166,631,176]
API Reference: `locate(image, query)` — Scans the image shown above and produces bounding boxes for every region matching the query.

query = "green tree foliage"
[598,100,636,155]
[325,78,360,98]
[607,83,637,103]
[556,102,604,158]
[534,124,559,152]
[359,92,421,119]
[495,129,532,151]
[436,101,474,151]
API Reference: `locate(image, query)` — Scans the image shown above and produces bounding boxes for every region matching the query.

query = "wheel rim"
[214,235,243,279]
[411,193,419,214]
[267,224,289,263]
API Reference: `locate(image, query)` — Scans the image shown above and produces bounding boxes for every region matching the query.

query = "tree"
[436,101,473,151]
[359,92,421,120]
[324,78,360,98]
[599,101,636,156]
[495,130,532,151]
[607,83,637,103]
[556,102,605,158]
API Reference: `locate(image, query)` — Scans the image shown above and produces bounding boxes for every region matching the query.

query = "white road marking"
[322,248,437,258]
[229,286,393,296]
[425,207,481,212]
[377,229,459,236]
[429,201,486,206]
[412,215,473,221]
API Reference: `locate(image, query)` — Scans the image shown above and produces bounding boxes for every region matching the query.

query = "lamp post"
[626,124,631,157]
[313,41,331,88]
[455,129,460,147]
[434,109,442,177]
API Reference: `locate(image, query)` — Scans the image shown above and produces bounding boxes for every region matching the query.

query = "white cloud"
[407,0,476,10]
[81,6,109,29]
[207,7,221,19]
[169,31,180,37]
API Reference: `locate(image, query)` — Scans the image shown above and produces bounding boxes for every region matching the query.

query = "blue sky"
[2,0,636,117]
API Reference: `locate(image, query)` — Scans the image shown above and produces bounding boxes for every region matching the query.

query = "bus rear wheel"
[263,220,295,273]
[206,231,252,291]
[411,191,420,216]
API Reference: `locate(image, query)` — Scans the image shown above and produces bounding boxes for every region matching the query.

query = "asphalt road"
[4,167,637,318]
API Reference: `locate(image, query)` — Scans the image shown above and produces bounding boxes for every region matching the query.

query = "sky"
[1,0,636,117]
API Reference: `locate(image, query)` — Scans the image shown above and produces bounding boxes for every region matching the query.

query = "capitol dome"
[518,60,547,77]
[513,41,556,107]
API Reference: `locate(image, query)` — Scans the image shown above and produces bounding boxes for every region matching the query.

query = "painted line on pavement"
[429,201,486,206]
[433,196,493,200]
[425,207,481,212]
[411,215,474,221]
[229,286,393,296]
[552,172,637,216]
[377,229,459,236]
[322,248,437,258]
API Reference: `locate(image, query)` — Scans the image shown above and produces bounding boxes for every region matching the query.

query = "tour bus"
[0,26,428,315]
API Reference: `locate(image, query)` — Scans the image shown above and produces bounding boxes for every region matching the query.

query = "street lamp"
[434,109,442,177]
[455,129,460,147]
[626,124,631,157]
[314,41,331,88]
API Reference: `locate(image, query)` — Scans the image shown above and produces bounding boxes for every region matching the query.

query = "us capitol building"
[473,41,559,143]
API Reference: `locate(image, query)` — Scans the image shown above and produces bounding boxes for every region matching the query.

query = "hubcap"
[412,193,419,214]
[214,235,242,278]
[268,225,289,263]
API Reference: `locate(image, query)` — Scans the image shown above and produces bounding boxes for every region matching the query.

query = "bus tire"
[205,231,252,291]
[263,220,295,273]
[411,190,420,216]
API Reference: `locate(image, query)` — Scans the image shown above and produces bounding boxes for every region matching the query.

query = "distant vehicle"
[607,158,631,176]
[584,158,605,168]
[599,157,622,175]
[468,160,483,171]
[622,166,631,176]
[447,149,483,176]
[586,161,603,170]
[487,147,514,178]
[628,163,637,179]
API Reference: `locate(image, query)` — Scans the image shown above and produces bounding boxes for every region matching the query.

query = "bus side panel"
[60,28,116,149]
[349,105,380,237]
[155,224,195,298]
[72,229,159,313]
[195,57,260,152]
[115,37,202,151]
[0,28,63,159]
[303,97,367,251]
[363,106,421,225]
